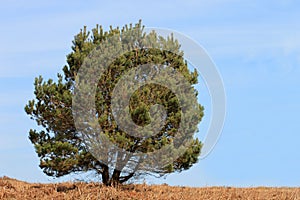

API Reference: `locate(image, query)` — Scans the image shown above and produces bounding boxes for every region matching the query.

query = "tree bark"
[101,165,110,186]
[110,169,121,186]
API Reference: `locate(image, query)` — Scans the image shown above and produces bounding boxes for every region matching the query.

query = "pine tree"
[25,20,204,186]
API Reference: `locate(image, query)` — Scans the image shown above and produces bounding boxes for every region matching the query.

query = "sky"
[0,0,300,187]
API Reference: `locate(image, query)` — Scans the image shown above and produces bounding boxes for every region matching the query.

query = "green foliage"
[25,20,204,185]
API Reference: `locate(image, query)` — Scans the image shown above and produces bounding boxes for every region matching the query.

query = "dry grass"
[0,176,299,200]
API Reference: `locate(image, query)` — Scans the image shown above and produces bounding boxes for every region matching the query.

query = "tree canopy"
[25,20,204,186]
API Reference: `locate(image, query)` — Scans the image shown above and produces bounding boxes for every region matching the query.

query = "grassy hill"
[0,176,299,200]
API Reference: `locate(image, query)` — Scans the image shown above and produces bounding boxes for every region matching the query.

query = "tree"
[25,20,204,186]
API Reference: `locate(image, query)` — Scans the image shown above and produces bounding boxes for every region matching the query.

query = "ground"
[0,176,299,200]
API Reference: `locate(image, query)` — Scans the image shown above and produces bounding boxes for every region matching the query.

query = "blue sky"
[1,0,300,187]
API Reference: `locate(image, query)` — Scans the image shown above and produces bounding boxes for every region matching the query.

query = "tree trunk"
[102,165,110,186]
[101,166,122,186]
[110,169,121,186]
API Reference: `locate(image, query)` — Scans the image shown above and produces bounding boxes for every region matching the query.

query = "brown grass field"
[0,176,299,200]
